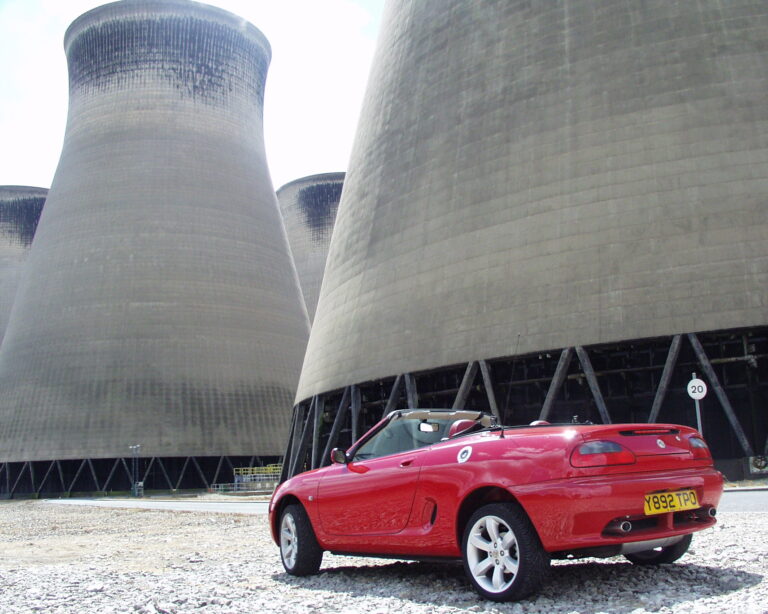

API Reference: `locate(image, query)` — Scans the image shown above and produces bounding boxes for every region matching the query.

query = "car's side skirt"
[330,551,460,564]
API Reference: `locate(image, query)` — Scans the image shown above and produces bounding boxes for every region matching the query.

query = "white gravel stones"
[0,501,765,614]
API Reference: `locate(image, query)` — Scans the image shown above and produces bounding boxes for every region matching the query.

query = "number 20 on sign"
[687,378,707,400]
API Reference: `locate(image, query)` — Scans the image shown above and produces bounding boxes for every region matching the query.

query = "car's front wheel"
[462,502,550,601]
[279,503,323,576]
[624,533,692,565]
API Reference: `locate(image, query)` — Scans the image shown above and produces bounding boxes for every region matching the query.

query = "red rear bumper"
[513,466,723,552]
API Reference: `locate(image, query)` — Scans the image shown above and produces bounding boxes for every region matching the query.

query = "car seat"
[448,419,477,438]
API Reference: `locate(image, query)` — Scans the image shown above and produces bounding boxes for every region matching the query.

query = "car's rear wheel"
[624,533,692,565]
[280,503,323,576]
[462,502,550,601]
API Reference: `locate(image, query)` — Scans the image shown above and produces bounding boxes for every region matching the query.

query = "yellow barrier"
[233,464,282,478]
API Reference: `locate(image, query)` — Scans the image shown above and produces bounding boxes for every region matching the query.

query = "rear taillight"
[689,436,712,460]
[570,440,636,467]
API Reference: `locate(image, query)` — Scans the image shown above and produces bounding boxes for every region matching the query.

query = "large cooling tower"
[276,173,344,321]
[297,0,768,402]
[0,187,46,344]
[0,0,309,467]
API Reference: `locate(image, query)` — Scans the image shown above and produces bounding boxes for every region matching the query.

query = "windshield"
[352,410,489,461]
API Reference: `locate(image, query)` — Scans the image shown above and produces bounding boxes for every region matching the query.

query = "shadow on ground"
[274,557,762,611]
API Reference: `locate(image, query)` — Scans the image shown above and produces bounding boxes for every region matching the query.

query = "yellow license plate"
[643,490,699,515]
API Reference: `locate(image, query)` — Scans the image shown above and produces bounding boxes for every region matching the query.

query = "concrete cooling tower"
[0,187,46,345]
[276,173,345,321]
[0,0,309,496]
[286,0,768,481]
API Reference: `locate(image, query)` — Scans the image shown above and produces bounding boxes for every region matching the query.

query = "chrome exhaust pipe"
[693,506,716,521]
[606,519,633,535]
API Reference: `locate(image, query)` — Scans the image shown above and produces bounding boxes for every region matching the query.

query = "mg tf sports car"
[270,409,723,601]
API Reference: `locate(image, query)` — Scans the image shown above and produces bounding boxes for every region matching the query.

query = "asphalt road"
[44,488,766,515]
[45,498,271,515]
[716,488,768,513]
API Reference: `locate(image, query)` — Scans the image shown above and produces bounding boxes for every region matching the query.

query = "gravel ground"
[0,500,765,614]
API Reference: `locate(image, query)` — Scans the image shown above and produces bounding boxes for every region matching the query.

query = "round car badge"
[457,446,473,463]
[657,439,666,449]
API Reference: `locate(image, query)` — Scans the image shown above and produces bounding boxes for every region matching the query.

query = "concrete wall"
[276,173,344,321]
[0,187,46,345]
[0,0,309,461]
[297,0,768,402]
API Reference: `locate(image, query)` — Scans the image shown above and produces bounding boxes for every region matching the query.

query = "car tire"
[462,502,550,601]
[279,503,323,576]
[624,533,692,565]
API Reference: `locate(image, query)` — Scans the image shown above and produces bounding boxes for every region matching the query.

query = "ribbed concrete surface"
[276,173,344,321]
[0,187,46,345]
[297,0,768,402]
[0,0,309,461]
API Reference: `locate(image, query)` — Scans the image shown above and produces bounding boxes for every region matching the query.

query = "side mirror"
[330,448,348,464]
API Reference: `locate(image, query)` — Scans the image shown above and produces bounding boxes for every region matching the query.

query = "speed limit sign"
[687,378,707,400]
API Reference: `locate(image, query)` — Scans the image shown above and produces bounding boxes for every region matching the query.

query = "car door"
[317,447,424,535]
[318,420,428,535]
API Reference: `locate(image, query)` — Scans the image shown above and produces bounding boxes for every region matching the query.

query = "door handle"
[400,458,414,467]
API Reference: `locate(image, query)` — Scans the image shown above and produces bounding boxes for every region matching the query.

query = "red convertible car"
[269,409,723,601]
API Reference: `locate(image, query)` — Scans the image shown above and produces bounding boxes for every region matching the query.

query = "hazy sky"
[0,0,384,190]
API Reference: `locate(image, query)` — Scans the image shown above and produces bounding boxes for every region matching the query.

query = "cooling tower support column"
[648,337,683,423]
[687,334,754,456]
[0,0,309,494]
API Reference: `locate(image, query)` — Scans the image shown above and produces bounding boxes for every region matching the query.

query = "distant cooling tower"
[0,187,46,344]
[276,173,344,321]
[0,0,309,495]
[287,0,768,481]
